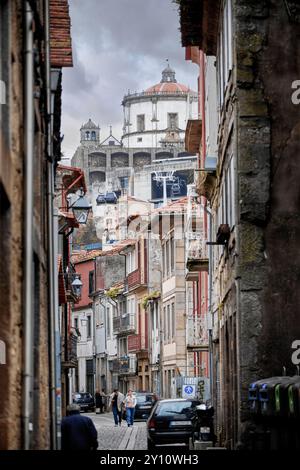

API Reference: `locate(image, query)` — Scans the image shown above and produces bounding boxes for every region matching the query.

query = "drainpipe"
[45,0,58,449]
[207,206,213,401]
[23,1,34,450]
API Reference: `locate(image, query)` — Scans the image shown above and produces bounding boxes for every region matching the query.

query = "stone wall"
[0,0,52,449]
[221,0,300,448]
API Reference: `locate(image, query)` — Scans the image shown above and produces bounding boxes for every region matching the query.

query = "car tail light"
[148,419,156,430]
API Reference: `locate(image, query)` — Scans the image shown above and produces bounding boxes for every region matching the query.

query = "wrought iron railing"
[113,313,136,334]
[118,355,137,375]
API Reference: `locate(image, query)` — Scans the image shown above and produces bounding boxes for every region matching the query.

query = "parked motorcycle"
[193,403,216,444]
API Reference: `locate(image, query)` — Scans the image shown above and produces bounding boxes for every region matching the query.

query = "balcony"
[62,331,78,368]
[109,359,120,373]
[118,355,137,376]
[186,315,208,350]
[128,334,141,352]
[126,268,147,291]
[185,119,202,153]
[186,234,209,280]
[113,313,136,335]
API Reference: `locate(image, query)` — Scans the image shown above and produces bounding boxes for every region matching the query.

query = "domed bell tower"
[80,118,100,145]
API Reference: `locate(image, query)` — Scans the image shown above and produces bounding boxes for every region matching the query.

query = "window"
[119,176,129,190]
[217,0,233,107]
[137,137,142,142]
[163,300,176,343]
[137,114,145,132]
[164,306,167,342]
[89,271,94,295]
[168,113,178,129]
[107,307,111,337]
[170,234,175,273]
[87,315,92,338]
[220,155,235,228]
[119,300,126,315]
[109,140,115,146]
[162,243,166,278]
[126,250,136,274]
[166,240,170,277]
[171,303,175,340]
[74,318,78,330]
[167,305,171,341]
[85,131,90,140]
[91,131,96,140]
[163,233,175,279]
[156,400,196,416]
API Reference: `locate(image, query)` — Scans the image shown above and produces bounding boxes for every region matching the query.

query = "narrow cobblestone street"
[86,413,147,450]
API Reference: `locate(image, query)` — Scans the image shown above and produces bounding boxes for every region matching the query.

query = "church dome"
[146,81,190,93]
[145,65,191,94]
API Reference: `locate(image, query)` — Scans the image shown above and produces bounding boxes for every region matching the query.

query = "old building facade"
[0,0,73,449]
[177,0,300,450]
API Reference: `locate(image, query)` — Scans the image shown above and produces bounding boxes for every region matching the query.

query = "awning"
[185,119,202,153]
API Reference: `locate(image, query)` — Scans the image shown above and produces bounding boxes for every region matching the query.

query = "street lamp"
[71,275,83,297]
[69,188,92,224]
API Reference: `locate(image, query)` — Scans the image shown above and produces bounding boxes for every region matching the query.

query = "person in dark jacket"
[95,390,102,414]
[61,403,98,450]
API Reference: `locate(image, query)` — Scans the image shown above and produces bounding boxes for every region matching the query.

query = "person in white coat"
[124,390,137,427]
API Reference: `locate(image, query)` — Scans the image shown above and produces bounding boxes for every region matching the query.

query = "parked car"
[105,192,118,204]
[96,193,106,205]
[73,392,95,412]
[147,398,200,449]
[134,392,159,420]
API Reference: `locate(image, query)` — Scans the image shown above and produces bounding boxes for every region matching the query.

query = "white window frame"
[126,250,136,274]
[137,114,145,132]
[217,0,233,108]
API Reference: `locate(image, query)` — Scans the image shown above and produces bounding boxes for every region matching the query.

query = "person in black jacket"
[61,404,98,450]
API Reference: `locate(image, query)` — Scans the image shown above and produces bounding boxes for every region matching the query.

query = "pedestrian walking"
[100,388,106,413]
[108,389,125,426]
[95,389,102,414]
[61,403,98,450]
[124,389,136,427]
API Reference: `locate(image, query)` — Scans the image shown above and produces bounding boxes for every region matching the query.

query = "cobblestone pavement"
[86,412,147,450]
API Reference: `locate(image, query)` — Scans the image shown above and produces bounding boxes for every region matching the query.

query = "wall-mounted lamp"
[69,188,92,225]
[71,275,83,297]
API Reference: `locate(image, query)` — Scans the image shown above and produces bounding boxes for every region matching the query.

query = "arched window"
[85,131,90,140]
[91,131,96,140]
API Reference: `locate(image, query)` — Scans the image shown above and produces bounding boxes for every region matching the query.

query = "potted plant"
[142,290,161,309]
[105,286,121,300]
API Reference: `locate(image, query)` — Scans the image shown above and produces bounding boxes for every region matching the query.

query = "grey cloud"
[62,0,198,158]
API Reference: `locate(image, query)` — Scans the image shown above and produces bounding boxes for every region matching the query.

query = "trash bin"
[273,376,300,418]
[288,379,300,418]
[259,377,292,417]
[249,377,283,416]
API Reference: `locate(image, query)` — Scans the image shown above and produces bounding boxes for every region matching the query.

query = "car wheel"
[147,439,156,450]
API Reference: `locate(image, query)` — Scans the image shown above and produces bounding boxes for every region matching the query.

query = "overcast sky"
[61,0,199,160]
